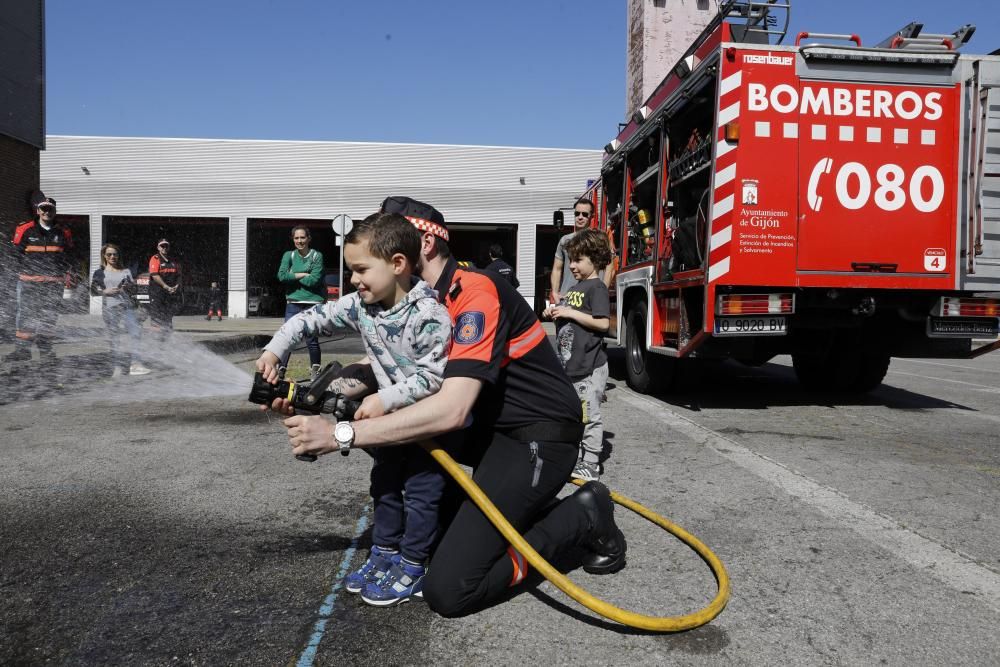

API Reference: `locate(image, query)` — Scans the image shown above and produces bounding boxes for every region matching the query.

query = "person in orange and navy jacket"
[269,196,628,618]
[4,192,75,364]
[148,238,182,338]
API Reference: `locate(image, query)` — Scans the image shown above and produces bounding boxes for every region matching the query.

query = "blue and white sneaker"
[360,559,426,607]
[344,545,399,594]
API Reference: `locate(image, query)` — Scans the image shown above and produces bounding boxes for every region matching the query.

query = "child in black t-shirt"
[544,229,613,481]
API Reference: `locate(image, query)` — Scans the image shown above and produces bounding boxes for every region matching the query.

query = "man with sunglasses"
[4,192,76,364]
[550,198,613,307]
[148,238,182,339]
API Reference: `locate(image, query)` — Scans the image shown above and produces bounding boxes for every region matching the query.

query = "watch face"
[334,422,353,442]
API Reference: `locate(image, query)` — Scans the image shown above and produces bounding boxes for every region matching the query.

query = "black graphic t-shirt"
[555,277,610,381]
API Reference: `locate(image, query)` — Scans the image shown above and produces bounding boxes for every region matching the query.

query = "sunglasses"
[104,252,119,257]
[38,206,55,213]
[158,244,170,248]
[574,211,592,218]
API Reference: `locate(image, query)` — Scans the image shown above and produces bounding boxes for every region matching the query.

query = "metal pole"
[338,213,345,299]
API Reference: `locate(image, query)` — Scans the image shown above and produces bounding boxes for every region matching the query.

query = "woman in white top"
[90,243,151,377]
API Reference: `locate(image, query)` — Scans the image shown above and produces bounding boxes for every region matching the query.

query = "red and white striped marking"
[708,68,742,284]
[752,121,937,145]
[507,546,527,586]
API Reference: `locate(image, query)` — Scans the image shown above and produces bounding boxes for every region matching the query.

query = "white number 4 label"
[924,248,946,272]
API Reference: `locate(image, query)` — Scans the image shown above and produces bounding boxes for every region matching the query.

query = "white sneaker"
[571,460,601,482]
[129,363,152,376]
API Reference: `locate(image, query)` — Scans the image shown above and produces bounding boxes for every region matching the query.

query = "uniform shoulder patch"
[454,311,485,345]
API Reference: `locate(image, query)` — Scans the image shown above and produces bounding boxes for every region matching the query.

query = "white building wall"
[228,216,246,316]
[40,136,601,317]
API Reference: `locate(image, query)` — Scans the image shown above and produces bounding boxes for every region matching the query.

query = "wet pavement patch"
[0,486,370,665]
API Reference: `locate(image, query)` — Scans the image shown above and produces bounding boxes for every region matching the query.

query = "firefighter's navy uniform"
[8,215,75,360]
[148,253,181,334]
[421,256,596,616]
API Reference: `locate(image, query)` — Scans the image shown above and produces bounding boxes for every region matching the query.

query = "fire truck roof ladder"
[720,0,791,45]
[875,22,975,51]
[674,0,790,69]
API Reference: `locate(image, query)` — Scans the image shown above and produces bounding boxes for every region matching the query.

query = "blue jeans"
[282,302,321,366]
[104,306,142,371]
[369,444,447,564]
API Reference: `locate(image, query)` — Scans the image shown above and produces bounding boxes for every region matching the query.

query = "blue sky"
[46,0,1000,150]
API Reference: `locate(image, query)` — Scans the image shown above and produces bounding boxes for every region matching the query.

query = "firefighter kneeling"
[268,196,627,616]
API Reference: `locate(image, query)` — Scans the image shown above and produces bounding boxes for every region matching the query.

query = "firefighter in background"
[484,244,519,288]
[4,192,75,364]
[148,238,182,338]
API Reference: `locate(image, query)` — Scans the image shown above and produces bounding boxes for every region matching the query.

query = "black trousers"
[13,281,61,353]
[422,429,589,617]
[149,292,179,332]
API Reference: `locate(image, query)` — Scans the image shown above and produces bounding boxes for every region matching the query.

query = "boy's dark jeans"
[370,443,446,563]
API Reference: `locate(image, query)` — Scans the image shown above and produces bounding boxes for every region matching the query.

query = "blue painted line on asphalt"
[296,503,372,667]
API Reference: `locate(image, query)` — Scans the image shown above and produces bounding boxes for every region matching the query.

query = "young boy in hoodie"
[256,212,452,607]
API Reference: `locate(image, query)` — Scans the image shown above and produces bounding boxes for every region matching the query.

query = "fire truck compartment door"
[795,81,959,275]
[963,84,1000,291]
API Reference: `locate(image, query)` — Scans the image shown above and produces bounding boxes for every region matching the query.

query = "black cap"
[31,191,56,209]
[380,196,449,241]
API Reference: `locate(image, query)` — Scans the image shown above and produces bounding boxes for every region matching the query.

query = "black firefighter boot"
[4,343,32,362]
[572,481,627,574]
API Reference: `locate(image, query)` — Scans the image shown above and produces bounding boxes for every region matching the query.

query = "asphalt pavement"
[2,315,999,665]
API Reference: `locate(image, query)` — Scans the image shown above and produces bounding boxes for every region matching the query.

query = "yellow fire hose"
[422,440,731,632]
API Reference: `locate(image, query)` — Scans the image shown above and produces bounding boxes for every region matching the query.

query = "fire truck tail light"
[717,293,795,315]
[724,122,740,143]
[936,297,1000,317]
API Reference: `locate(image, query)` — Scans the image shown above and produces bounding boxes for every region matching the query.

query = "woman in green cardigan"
[277,225,326,376]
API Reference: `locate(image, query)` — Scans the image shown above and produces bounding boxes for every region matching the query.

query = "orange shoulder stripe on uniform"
[447,270,501,365]
[12,221,35,245]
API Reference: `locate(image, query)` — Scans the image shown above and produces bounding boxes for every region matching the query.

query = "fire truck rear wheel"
[792,348,890,393]
[625,299,674,393]
[851,350,891,393]
[791,353,829,391]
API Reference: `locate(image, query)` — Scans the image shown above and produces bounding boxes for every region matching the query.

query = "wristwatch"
[333,421,355,453]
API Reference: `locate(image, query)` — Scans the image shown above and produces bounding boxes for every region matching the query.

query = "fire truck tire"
[625,299,674,393]
[851,351,891,393]
[792,348,890,393]
[791,353,830,391]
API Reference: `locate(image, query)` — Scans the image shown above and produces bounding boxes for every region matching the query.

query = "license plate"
[927,317,1000,337]
[714,316,787,336]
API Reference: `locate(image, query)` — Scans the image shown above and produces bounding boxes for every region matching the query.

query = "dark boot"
[3,346,31,362]
[572,481,627,574]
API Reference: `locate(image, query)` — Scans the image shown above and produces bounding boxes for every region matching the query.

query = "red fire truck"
[569,1,1000,394]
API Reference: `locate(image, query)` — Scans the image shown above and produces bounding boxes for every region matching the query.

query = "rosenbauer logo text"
[747,83,943,121]
[743,54,793,65]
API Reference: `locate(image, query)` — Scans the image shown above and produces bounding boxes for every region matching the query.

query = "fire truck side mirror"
[553,210,565,230]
